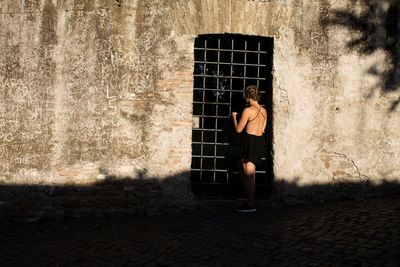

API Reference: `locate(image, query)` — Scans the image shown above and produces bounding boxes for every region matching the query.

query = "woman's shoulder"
[243,106,255,112]
[261,105,267,112]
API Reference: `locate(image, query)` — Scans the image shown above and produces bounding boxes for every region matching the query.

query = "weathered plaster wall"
[271,0,400,192]
[0,0,197,218]
[0,0,399,218]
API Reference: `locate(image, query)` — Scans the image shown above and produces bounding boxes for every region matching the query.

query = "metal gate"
[191,34,273,198]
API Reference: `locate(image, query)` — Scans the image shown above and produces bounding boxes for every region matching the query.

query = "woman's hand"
[231,112,238,118]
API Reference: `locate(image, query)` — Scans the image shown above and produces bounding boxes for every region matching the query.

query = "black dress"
[241,132,265,166]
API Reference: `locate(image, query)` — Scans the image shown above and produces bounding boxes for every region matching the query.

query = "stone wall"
[0,0,197,219]
[0,0,399,219]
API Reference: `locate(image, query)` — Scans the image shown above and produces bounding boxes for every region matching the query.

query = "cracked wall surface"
[0,0,399,214]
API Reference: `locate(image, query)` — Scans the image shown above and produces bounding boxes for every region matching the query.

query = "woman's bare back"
[245,105,267,136]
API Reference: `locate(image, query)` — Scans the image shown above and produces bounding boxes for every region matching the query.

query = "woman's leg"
[237,159,246,196]
[242,161,256,206]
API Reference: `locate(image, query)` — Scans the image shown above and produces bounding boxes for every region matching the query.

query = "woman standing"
[231,85,267,212]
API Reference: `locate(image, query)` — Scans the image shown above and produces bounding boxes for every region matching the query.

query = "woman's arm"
[232,108,250,133]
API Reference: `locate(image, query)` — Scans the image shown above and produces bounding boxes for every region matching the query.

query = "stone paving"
[1,195,400,267]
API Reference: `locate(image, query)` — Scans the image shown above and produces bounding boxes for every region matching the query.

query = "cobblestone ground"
[1,196,399,267]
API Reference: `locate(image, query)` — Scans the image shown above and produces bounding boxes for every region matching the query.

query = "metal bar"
[194,61,267,67]
[192,155,225,159]
[191,169,267,173]
[194,74,266,80]
[192,115,230,118]
[193,128,224,132]
[192,156,268,161]
[199,39,207,183]
[194,88,267,94]
[194,47,267,54]
[257,42,261,88]
[243,40,247,90]
[229,38,234,116]
[227,38,234,184]
[192,142,230,145]
[194,88,267,93]
[213,38,221,183]
[191,181,267,186]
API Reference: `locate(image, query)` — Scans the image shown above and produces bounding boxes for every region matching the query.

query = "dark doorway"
[191,34,274,199]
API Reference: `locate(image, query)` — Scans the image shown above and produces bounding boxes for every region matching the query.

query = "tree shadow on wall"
[322,0,400,111]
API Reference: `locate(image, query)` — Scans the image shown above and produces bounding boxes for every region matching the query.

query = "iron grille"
[191,34,273,198]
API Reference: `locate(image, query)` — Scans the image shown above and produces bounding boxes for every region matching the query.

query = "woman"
[231,85,267,212]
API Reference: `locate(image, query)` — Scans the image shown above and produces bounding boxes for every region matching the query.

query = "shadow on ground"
[0,184,399,266]
[0,171,399,222]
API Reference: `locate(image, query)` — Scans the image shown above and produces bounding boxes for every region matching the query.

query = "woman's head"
[244,85,261,102]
